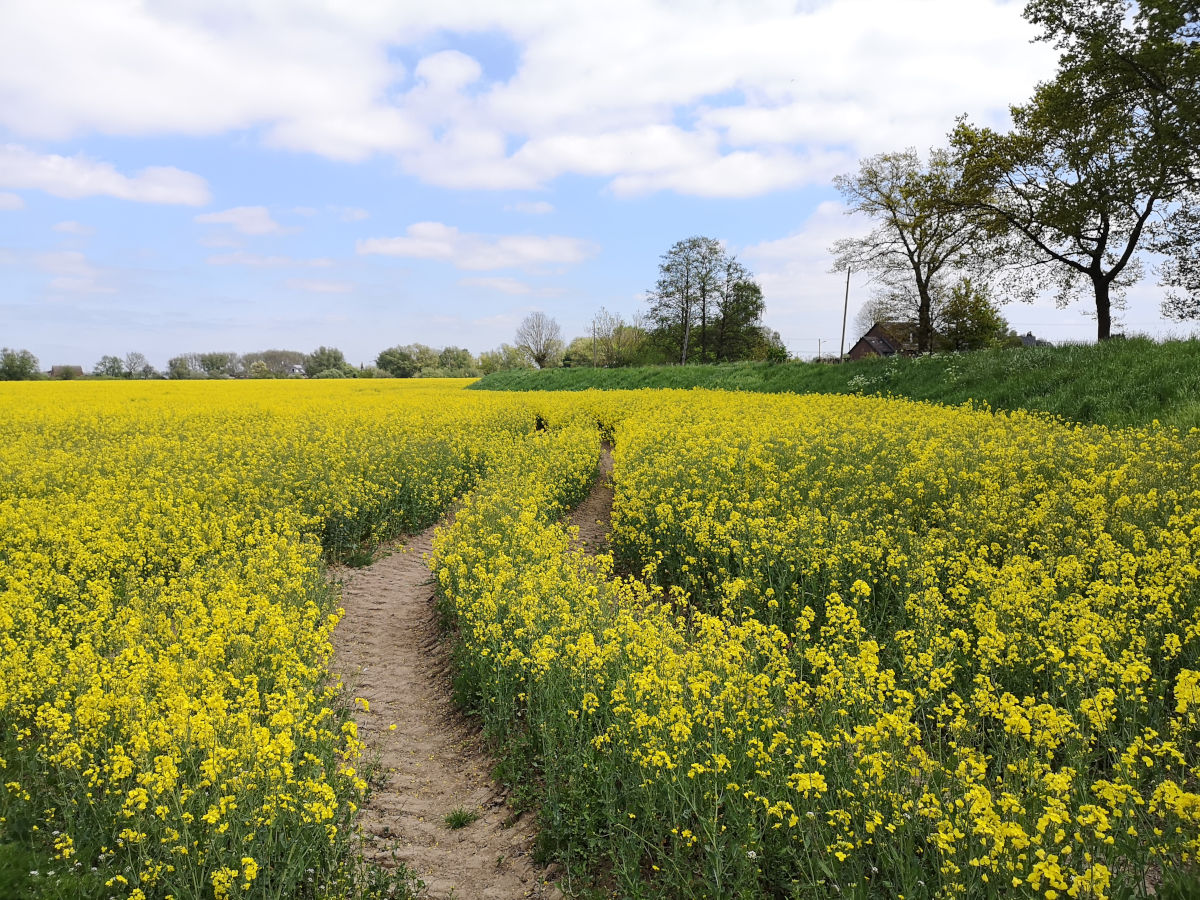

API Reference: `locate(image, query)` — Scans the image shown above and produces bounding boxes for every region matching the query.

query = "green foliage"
[953,0,1200,339]
[747,326,789,362]
[472,336,1200,429]
[443,807,479,830]
[242,349,306,377]
[306,346,355,378]
[936,278,1011,351]
[91,355,124,378]
[167,355,200,379]
[199,352,237,377]
[376,346,420,378]
[438,346,474,369]
[562,335,597,368]
[0,841,107,900]
[478,343,534,374]
[0,348,41,381]
[646,236,766,364]
[414,367,480,379]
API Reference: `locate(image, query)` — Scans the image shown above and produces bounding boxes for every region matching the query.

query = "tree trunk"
[917,283,933,353]
[1094,277,1112,341]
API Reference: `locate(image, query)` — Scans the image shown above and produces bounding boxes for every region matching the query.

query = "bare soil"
[331,446,614,900]
[568,444,614,555]
[332,529,558,900]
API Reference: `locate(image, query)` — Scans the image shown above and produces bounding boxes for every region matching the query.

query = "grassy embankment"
[471,335,1200,429]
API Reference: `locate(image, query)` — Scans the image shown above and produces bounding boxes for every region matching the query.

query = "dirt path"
[569,444,614,555]
[332,528,558,900]
[331,445,615,900]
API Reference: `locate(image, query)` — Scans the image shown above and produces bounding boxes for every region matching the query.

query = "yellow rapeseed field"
[433,389,1200,899]
[0,379,542,899]
[5,380,1199,899]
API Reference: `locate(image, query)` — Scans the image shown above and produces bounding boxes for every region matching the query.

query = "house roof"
[863,335,900,355]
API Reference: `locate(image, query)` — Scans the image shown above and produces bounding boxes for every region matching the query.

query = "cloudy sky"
[0,0,1186,368]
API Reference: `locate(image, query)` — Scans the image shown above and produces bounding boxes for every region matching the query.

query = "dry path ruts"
[331,445,614,900]
[569,444,614,555]
[332,526,554,900]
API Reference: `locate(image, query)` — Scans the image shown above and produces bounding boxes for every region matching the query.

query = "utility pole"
[817,338,821,362]
[592,320,597,367]
[839,266,851,363]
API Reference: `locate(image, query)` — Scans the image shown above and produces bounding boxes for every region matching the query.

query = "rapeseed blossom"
[433,389,1200,898]
[0,379,547,898]
[6,380,1199,898]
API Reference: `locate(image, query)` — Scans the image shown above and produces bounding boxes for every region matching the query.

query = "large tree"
[199,352,240,378]
[167,354,201,379]
[123,352,149,379]
[647,237,765,364]
[376,346,420,377]
[305,346,354,377]
[93,355,124,378]
[514,312,564,369]
[953,0,1200,340]
[0,348,40,380]
[438,346,474,370]
[711,270,766,362]
[831,148,984,353]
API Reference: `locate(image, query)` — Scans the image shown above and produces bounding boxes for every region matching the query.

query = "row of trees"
[833,0,1200,345]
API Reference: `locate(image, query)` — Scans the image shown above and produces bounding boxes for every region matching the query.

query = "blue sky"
[1,0,1189,369]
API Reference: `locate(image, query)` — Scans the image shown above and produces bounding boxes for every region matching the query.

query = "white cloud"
[330,205,369,222]
[459,276,535,295]
[291,206,318,217]
[737,200,879,357]
[285,278,353,293]
[0,192,24,210]
[33,249,114,293]
[507,201,554,215]
[194,206,284,235]
[458,276,563,298]
[53,220,95,235]
[0,2,1058,197]
[206,251,332,267]
[358,222,598,270]
[198,233,242,248]
[0,144,209,205]
[414,50,483,91]
[609,148,852,198]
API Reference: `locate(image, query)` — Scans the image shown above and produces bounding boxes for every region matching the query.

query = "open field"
[3,380,1199,898]
[0,380,541,899]
[471,336,1200,430]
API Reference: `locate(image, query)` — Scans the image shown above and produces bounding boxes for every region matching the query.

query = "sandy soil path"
[332,528,557,899]
[331,445,614,900]
[569,444,614,555]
